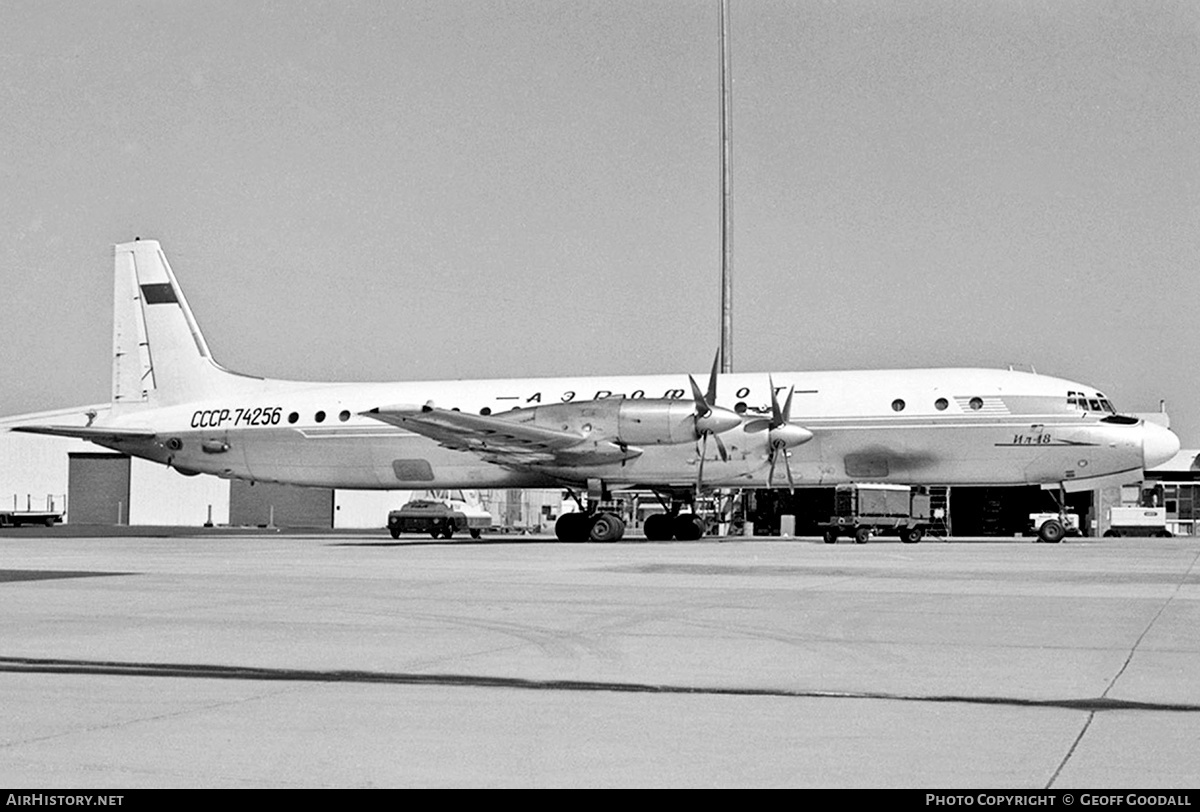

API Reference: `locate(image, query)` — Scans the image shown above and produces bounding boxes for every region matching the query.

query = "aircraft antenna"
[719,0,734,374]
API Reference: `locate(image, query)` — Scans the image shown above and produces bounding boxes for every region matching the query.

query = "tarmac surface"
[1,529,1198,788]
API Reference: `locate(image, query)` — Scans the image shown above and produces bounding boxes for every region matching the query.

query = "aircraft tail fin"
[112,240,254,408]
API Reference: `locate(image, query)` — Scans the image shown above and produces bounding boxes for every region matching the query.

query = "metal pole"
[719,0,734,374]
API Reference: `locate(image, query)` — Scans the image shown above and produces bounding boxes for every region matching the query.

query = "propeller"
[688,353,742,492]
[745,376,814,493]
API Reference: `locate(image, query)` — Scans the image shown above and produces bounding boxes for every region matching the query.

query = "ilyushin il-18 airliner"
[12,240,1180,543]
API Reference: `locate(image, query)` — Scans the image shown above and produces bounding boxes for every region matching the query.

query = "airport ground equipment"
[1104,506,1172,537]
[820,483,931,544]
[387,498,492,539]
[1027,512,1081,539]
[0,510,62,527]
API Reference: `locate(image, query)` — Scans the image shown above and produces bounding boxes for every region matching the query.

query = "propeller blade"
[782,386,795,424]
[697,432,708,492]
[783,448,795,494]
[714,432,729,462]
[769,376,782,426]
[688,374,710,418]
[706,351,720,405]
[766,448,778,488]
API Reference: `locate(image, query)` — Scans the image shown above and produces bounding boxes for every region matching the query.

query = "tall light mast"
[719,0,734,374]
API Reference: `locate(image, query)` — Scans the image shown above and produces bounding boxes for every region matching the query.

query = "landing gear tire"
[643,513,673,541]
[1037,519,1065,544]
[673,513,706,541]
[442,520,456,540]
[469,528,482,539]
[823,530,838,544]
[854,526,871,544]
[555,512,590,543]
[900,527,924,544]
[588,513,625,543]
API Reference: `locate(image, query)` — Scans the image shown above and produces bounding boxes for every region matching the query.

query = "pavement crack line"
[0,683,301,751]
[4,655,1200,714]
[1046,547,1200,790]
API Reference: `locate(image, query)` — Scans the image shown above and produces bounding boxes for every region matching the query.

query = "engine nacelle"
[509,397,740,447]
[616,400,705,446]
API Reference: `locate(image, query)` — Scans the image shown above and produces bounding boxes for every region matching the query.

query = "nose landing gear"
[1036,485,1069,543]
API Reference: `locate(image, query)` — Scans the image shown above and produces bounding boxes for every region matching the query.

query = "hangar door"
[229,480,334,529]
[67,453,131,525]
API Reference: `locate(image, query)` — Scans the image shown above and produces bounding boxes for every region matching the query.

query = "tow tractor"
[1028,512,1081,540]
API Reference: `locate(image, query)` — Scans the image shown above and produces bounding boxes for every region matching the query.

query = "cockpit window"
[1068,391,1117,414]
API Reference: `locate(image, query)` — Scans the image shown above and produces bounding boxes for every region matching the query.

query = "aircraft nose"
[1143,421,1181,469]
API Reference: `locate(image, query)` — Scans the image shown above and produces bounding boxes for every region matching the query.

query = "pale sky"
[2,1,1198,441]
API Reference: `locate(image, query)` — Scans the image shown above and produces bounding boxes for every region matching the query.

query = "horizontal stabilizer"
[10,425,157,443]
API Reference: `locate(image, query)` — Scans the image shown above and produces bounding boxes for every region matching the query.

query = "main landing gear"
[554,479,629,543]
[552,482,712,543]
[556,506,708,543]
[555,510,626,543]
[642,511,707,541]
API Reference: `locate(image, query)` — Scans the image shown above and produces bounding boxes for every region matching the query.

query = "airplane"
[10,239,1181,543]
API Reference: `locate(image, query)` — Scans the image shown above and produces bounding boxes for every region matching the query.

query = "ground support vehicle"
[820,484,931,544]
[387,499,492,539]
[1104,506,1172,537]
[1027,512,1081,542]
[0,510,62,527]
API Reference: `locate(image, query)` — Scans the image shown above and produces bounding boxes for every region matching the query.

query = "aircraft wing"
[9,425,157,443]
[363,404,641,467]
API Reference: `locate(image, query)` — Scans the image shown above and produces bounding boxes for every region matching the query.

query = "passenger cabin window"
[934,398,948,411]
[891,399,905,412]
[969,397,983,410]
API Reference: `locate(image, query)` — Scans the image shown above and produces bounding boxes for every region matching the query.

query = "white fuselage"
[94,366,1164,491]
